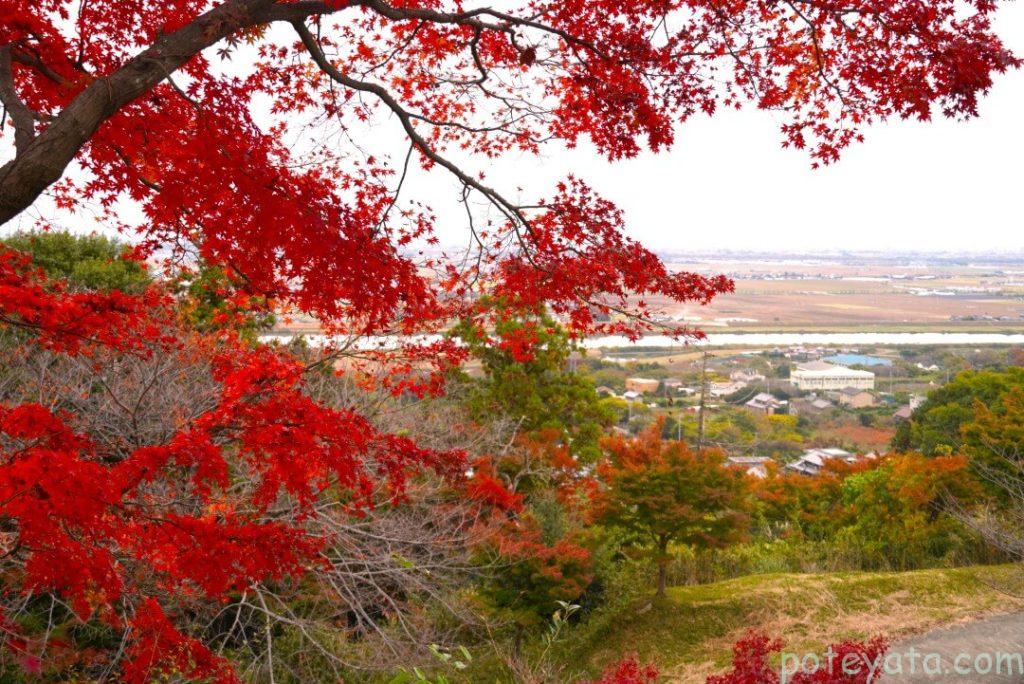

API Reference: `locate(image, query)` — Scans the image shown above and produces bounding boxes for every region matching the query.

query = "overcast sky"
[449,2,1024,255]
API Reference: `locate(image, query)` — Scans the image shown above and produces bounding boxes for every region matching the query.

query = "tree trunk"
[655,535,669,598]
[0,0,337,226]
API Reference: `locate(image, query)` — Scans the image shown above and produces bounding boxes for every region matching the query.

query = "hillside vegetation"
[563,565,1024,682]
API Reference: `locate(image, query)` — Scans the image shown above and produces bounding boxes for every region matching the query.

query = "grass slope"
[564,565,1024,683]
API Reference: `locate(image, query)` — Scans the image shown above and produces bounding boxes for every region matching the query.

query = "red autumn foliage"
[707,631,888,684]
[583,654,660,684]
[122,599,238,684]
[475,521,593,627]
[0,0,1017,679]
[0,248,172,353]
[467,456,525,512]
[0,339,463,678]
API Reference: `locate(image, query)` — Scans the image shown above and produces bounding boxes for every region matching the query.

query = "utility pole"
[697,350,709,452]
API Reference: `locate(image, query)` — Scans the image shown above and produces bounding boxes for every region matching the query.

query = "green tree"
[957,387,1024,501]
[595,423,750,597]
[173,263,275,341]
[836,453,978,569]
[892,368,1024,456]
[453,307,614,463]
[963,388,1024,465]
[956,389,1024,562]
[1,230,150,292]
[1,231,278,344]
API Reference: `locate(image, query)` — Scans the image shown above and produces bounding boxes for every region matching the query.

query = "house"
[625,377,660,394]
[784,346,824,361]
[791,361,874,391]
[893,405,914,421]
[730,370,766,384]
[622,390,642,401]
[662,378,683,391]
[811,447,858,463]
[710,381,747,398]
[836,387,876,409]
[785,448,857,476]
[744,393,787,415]
[725,456,772,479]
[789,396,833,416]
[595,386,616,397]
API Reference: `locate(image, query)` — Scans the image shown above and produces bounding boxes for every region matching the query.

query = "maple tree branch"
[0,0,592,229]
[355,0,606,58]
[293,19,541,256]
[782,0,852,108]
[8,47,71,87]
[0,0,352,226]
[0,46,37,154]
[0,0,626,233]
[0,313,151,360]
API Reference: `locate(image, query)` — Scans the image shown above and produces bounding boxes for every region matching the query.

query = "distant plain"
[650,258,1024,333]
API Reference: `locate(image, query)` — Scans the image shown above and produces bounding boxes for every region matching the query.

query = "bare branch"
[292,19,543,265]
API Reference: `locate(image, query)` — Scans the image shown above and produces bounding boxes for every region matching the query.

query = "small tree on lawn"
[594,422,750,597]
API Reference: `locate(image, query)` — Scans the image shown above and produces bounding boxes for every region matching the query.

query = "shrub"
[707,631,887,684]
[475,526,593,630]
[582,654,659,684]
[751,453,989,571]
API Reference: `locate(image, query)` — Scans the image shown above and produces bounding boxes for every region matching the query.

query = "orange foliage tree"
[755,454,980,569]
[593,424,750,597]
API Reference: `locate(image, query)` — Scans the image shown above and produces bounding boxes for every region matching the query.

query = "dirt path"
[878,612,1024,683]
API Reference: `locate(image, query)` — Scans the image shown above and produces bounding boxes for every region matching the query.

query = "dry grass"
[564,565,1024,683]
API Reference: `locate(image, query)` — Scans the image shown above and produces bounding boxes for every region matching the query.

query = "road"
[878,612,1024,683]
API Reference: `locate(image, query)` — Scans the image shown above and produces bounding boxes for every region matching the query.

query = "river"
[261,332,1024,350]
[584,332,1024,348]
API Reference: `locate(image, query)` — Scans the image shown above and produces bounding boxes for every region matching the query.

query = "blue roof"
[823,353,892,367]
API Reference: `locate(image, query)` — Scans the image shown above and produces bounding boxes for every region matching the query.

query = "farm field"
[645,258,1024,332]
[271,256,1024,335]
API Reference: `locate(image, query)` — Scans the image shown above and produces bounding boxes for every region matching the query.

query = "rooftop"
[794,361,875,378]
[727,456,772,465]
[894,406,914,420]
[796,360,836,372]
[814,448,854,458]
